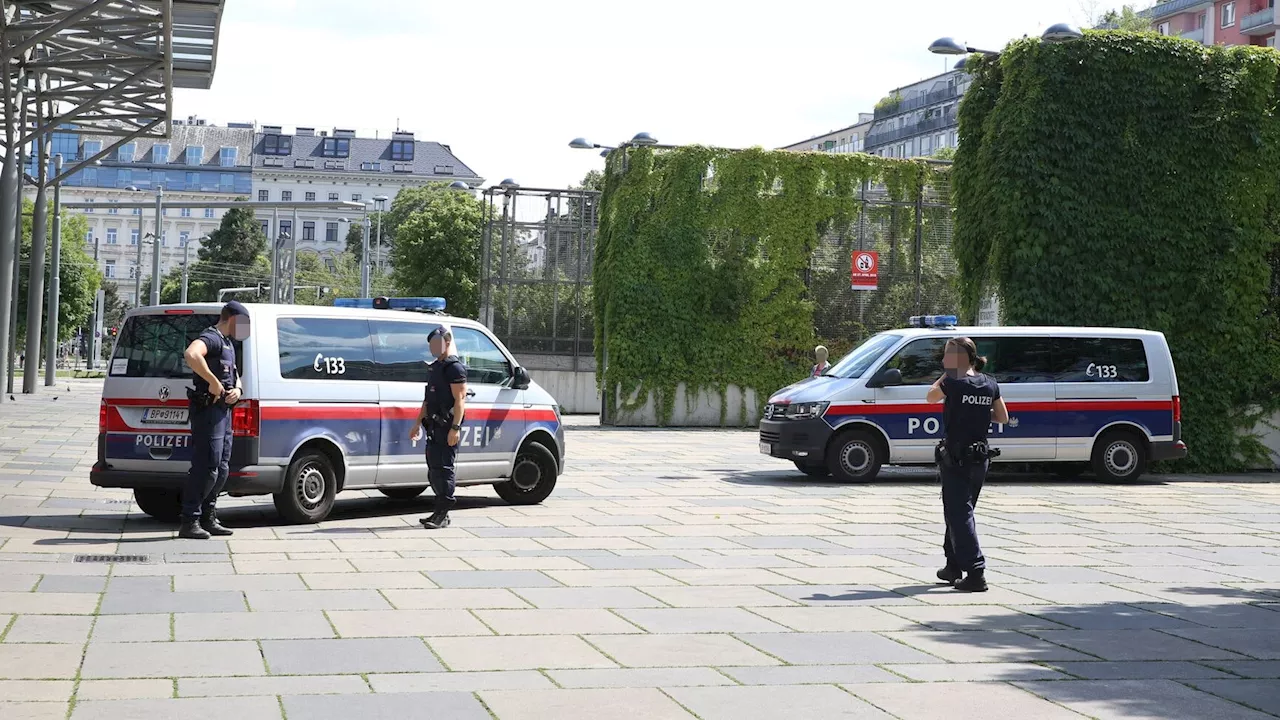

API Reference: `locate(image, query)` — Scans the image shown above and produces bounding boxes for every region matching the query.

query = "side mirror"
[867,367,902,388]
[512,366,531,390]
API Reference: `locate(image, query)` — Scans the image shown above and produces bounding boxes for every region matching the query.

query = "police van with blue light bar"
[760,315,1187,482]
[94,297,565,523]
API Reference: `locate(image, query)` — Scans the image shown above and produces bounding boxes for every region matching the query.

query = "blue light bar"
[334,297,447,311]
[909,314,958,328]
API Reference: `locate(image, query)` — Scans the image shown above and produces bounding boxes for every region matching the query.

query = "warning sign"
[851,250,879,291]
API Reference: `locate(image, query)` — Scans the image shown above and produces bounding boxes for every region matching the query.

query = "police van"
[760,316,1187,483]
[93,297,565,523]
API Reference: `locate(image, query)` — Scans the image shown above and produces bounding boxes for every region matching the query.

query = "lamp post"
[149,186,164,306]
[43,154,63,387]
[181,234,207,304]
[927,23,1084,58]
[373,194,388,277]
[22,104,50,394]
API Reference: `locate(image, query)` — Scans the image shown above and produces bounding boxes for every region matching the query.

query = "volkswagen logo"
[158,386,170,403]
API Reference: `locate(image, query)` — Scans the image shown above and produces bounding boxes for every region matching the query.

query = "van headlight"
[786,402,829,420]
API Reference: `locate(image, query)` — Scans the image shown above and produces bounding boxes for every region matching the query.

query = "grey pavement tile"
[882,605,1064,631]
[681,553,808,569]
[1192,679,1280,716]
[720,664,903,685]
[512,587,666,609]
[89,614,171,643]
[36,575,108,593]
[1132,603,1280,629]
[174,574,307,592]
[479,688,696,720]
[0,591,100,614]
[98,590,244,615]
[326,609,492,637]
[615,608,790,634]
[81,641,266,679]
[736,632,942,665]
[747,606,923,632]
[0,643,84,679]
[300,571,436,590]
[69,696,282,720]
[666,684,894,720]
[881,630,1094,664]
[1164,628,1280,660]
[474,608,641,635]
[261,638,443,675]
[848,681,1086,719]
[0,701,66,720]
[584,633,781,668]
[1030,629,1248,662]
[75,679,175,700]
[367,670,555,693]
[544,569,684,587]
[174,611,336,640]
[548,667,735,689]
[429,635,617,671]
[1050,661,1238,680]
[761,585,919,606]
[103,577,171,594]
[1017,605,1200,631]
[179,675,372,697]
[3,615,93,643]
[884,662,1069,681]
[382,588,531,610]
[1015,679,1277,720]
[427,570,562,588]
[245,589,390,612]
[0,679,74,701]
[0,574,38,591]
[283,692,490,720]
[1201,661,1280,678]
[638,585,796,608]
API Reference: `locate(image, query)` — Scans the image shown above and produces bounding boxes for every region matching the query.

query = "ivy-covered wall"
[954,32,1280,471]
[594,146,944,425]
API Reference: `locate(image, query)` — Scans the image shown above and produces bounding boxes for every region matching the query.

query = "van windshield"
[825,333,902,379]
[110,313,243,379]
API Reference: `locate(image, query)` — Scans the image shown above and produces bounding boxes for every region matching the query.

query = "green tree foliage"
[953,32,1280,471]
[293,252,364,305]
[388,187,486,317]
[1098,5,1154,31]
[14,200,99,344]
[146,207,270,302]
[344,211,386,264]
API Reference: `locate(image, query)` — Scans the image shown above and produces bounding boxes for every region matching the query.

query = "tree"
[389,187,486,318]
[14,199,99,346]
[292,252,363,305]
[343,211,387,265]
[1086,1,1156,31]
[149,206,271,302]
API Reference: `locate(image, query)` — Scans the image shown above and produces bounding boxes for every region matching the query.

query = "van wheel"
[379,487,426,500]
[133,488,181,523]
[827,429,884,482]
[496,441,557,505]
[274,450,338,523]
[1092,430,1147,483]
[794,460,830,478]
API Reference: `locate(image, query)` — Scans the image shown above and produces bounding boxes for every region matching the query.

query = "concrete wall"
[516,354,599,414]
[607,383,762,427]
[1255,412,1280,470]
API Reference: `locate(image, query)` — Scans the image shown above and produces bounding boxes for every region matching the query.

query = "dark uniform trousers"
[427,437,458,510]
[940,459,987,572]
[184,404,232,520]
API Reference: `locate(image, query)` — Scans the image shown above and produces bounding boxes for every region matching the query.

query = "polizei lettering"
[961,395,994,406]
[135,434,190,448]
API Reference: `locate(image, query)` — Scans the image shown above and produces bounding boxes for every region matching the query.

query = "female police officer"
[925,337,1009,592]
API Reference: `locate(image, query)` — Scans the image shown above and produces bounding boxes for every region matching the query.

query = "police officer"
[178,301,250,540]
[412,325,468,530]
[926,337,1009,592]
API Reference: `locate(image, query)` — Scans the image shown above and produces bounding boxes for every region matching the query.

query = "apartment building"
[1146,0,1276,47]
[864,64,971,159]
[782,113,874,153]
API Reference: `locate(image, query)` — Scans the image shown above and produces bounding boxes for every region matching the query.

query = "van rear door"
[1052,335,1171,461]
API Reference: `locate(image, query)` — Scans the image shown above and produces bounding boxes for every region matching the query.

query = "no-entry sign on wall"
[851,250,879,291]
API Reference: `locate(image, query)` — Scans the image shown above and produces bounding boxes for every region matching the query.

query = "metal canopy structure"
[0,0,226,402]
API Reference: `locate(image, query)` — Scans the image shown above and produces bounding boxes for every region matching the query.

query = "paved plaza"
[0,380,1278,718]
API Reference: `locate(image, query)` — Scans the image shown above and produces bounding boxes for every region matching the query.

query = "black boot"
[420,510,450,529]
[954,569,988,593]
[200,509,233,537]
[178,519,211,540]
[936,565,963,584]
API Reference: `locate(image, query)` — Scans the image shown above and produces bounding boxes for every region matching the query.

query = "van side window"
[277,317,376,380]
[883,338,946,385]
[973,337,1055,383]
[452,327,512,385]
[370,319,433,383]
[1053,337,1149,382]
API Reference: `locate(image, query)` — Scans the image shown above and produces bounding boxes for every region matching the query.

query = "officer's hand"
[410,425,422,443]
[224,388,241,404]
[447,428,460,447]
[209,383,225,398]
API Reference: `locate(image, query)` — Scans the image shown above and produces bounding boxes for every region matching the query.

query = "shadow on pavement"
[719,468,1173,488]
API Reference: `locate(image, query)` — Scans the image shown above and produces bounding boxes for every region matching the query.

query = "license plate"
[142,407,189,424]
[759,442,772,455]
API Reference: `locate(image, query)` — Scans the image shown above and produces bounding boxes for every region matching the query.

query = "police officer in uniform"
[179,301,250,540]
[412,325,468,529]
[926,337,1009,592]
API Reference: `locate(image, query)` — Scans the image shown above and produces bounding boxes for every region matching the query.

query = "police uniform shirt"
[940,373,1000,447]
[193,327,236,394]
[425,355,468,419]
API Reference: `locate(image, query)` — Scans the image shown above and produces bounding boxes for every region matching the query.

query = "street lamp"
[180,234,209,303]
[569,137,617,151]
[447,181,472,191]
[629,132,659,146]
[929,23,1083,58]
[498,178,520,190]
[372,194,389,278]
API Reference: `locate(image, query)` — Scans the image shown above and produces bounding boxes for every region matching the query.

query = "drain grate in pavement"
[73,554,150,564]
[101,499,133,504]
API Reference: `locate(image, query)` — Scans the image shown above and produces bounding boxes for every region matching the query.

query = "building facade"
[781,113,874,153]
[864,65,970,159]
[251,126,482,272]
[1145,0,1275,47]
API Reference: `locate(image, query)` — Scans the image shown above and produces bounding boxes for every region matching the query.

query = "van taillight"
[1173,396,1182,422]
[99,400,108,433]
[232,399,260,437]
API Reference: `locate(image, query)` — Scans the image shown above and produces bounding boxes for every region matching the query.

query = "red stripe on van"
[824,399,1174,417]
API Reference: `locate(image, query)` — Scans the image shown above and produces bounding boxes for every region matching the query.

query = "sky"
[175,0,1107,190]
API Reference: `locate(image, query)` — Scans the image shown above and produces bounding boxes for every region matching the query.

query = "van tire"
[827,429,884,482]
[495,441,557,505]
[794,460,830,478]
[274,450,338,523]
[1092,430,1147,483]
[133,488,181,523]
[378,487,426,500]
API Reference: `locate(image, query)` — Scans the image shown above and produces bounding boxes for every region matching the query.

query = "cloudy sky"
[175,0,1109,189]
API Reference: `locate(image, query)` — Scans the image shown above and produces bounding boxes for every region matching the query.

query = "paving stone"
[81,641,266,678]
[37,575,108,593]
[1017,605,1199,631]
[479,688,695,720]
[174,574,307,592]
[70,696,282,720]
[1032,629,1247,661]
[426,570,561,589]
[882,630,1095,663]
[0,643,85,678]
[75,679,174,700]
[1050,661,1238,680]
[175,611,335,640]
[1015,679,1276,720]
[429,635,617,671]
[0,702,68,720]
[244,589,390,612]
[179,675,371,697]
[0,591,99,614]
[367,670,555,693]
[103,577,171,594]
[584,633,781,667]
[98,590,244,615]
[512,587,665,609]
[1201,661,1280,678]
[89,614,171,643]
[667,684,893,720]
[637,585,795,608]
[1164,628,1280,659]
[760,585,918,606]
[575,555,699,570]
[382,588,531,609]
[301,571,436,590]
[261,637,442,675]
[848,681,1085,719]
[748,606,923,632]
[542,569,684,587]
[0,679,74,701]
[327,609,491,637]
[885,662,1069,682]
[735,631,942,665]
[283,691,490,719]
[0,574,38,591]
[720,664,903,685]
[547,667,734,689]
[1133,603,1280,629]
[3,615,93,643]
[614,608,789,633]
[475,608,641,635]
[1191,679,1280,716]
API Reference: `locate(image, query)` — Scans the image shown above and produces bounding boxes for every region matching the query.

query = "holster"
[937,440,1001,467]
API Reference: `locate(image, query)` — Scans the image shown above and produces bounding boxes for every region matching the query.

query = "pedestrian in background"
[811,345,830,377]
[412,325,469,529]
[926,337,1008,592]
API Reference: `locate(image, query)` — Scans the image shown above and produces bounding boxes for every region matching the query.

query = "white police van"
[760,316,1187,483]
[93,297,565,523]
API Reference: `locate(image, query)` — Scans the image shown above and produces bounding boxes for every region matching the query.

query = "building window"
[204,208,215,218]
[106,228,118,245]
[185,171,198,189]
[109,201,119,215]
[185,146,203,165]
[117,143,136,163]
[1269,35,1277,48]
[1157,21,1170,35]
[325,222,339,242]
[128,264,137,279]
[105,259,116,278]
[361,161,382,171]
[305,191,315,202]
[303,221,316,241]
[85,199,94,213]
[161,232,168,247]
[1222,1,1235,27]
[83,140,102,158]
[351,193,361,202]
[261,220,270,236]
[324,256,336,272]
[153,144,170,164]
[280,220,292,238]
[130,229,139,245]
[321,138,350,158]
[181,207,192,217]
[282,190,292,202]
[85,229,93,244]
[263,134,292,156]
[132,207,141,215]
[220,147,238,167]
[219,173,234,192]
[390,140,414,161]
[328,192,339,201]
[1197,11,1207,29]
[83,167,98,186]
[180,231,190,247]
[258,190,269,202]
[117,169,132,187]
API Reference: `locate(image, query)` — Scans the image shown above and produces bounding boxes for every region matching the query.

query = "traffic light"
[109,327,117,337]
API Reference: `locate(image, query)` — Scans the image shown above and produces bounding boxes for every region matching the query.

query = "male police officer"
[412,325,468,529]
[179,301,249,540]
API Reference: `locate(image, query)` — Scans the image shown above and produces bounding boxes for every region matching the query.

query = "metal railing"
[1242,6,1276,32]
[1146,0,1215,20]
[865,114,958,150]
[872,84,959,121]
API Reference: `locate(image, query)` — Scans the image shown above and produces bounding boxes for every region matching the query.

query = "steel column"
[43,153,61,386]
[149,185,162,305]
[23,95,49,393]
[0,60,21,401]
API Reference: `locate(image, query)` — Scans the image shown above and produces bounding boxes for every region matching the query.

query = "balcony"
[864,114,957,150]
[1242,6,1277,35]
[872,84,959,121]
[1178,26,1206,42]
[1145,0,1214,20]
